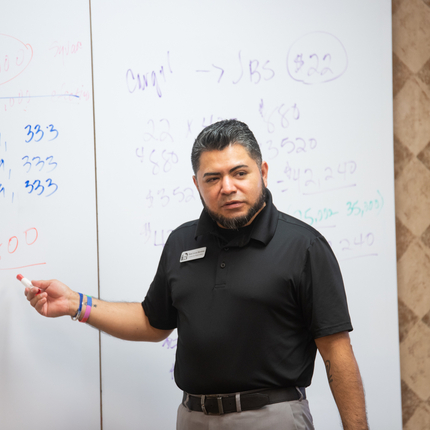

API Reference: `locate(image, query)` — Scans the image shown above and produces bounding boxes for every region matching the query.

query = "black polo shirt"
[142,190,352,394]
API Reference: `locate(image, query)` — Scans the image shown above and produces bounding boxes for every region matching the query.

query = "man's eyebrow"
[202,164,249,178]
[230,164,248,173]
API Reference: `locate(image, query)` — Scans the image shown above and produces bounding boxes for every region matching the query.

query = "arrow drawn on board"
[195,64,225,83]
[212,64,224,83]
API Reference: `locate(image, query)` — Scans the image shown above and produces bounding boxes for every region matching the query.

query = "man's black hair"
[191,119,262,174]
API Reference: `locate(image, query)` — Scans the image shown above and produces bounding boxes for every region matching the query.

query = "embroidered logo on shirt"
[180,247,206,263]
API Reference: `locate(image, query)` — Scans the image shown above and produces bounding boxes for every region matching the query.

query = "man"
[27,120,368,429]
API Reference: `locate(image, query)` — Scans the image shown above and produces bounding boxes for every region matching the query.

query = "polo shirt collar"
[195,189,279,246]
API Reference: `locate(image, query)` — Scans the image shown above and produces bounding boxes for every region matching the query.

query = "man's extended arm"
[26,279,172,342]
[315,331,368,430]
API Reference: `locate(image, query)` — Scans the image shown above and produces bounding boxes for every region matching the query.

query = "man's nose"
[220,176,236,194]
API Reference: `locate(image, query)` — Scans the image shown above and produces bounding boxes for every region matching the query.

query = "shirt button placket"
[215,250,229,288]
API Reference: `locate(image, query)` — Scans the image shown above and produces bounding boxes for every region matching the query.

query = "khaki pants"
[176,398,315,430]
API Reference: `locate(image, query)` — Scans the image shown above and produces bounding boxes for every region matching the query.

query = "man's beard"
[201,184,267,230]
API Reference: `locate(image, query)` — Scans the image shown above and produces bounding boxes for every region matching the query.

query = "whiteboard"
[0,1,401,429]
[0,1,100,430]
[91,1,400,429]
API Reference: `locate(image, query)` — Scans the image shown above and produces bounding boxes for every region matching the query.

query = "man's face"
[193,144,268,229]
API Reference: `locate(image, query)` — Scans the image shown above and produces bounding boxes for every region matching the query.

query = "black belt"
[183,387,305,415]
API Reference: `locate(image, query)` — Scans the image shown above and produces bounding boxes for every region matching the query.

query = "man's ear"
[192,175,199,190]
[261,161,269,187]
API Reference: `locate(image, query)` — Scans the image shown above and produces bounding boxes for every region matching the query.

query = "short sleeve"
[299,236,353,339]
[142,244,178,330]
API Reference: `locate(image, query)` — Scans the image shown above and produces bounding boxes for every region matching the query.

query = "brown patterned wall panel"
[393,0,430,428]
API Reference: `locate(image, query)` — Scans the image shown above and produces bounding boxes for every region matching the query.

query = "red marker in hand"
[16,274,41,295]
